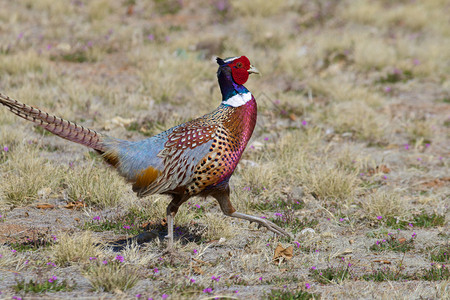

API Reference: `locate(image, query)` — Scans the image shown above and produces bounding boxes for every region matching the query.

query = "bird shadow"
[105,223,206,252]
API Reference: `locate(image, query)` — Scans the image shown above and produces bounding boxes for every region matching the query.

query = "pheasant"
[0,56,290,246]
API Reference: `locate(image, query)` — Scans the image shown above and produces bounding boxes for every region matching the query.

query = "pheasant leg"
[212,188,292,238]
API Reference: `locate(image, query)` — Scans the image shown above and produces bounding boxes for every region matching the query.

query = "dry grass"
[64,162,129,208]
[50,231,103,266]
[0,0,448,298]
[83,259,141,292]
[0,145,62,207]
[360,188,409,221]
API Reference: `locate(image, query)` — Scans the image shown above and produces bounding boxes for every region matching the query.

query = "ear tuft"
[216,57,226,65]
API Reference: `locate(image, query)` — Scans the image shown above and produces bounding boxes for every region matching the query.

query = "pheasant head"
[216,56,259,106]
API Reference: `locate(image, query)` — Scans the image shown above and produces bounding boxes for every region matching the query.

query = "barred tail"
[0,92,106,152]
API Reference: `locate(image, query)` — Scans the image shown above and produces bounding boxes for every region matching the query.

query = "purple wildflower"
[3,146,8,152]
[311,266,316,270]
[147,34,155,41]
[193,249,198,254]
[153,268,159,273]
[89,257,97,261]
[102,260,108,265]
[301,120,307,126]
[305,283,311,289]
[211,275,221,282]
[377,216,382,220]
[203,288,213,293]
[123,225,131,229]
[162,294,168,299]
[190,278,196,283]
[93,216,101,221]
[48,275,58,283]
[264,137,269,141]
[115,255,125,262]
[404,144,410,150]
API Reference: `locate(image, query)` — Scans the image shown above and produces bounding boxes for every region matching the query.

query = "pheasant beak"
[248,65,260,75]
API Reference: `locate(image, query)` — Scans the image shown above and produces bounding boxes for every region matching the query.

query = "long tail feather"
[0,92,106,152]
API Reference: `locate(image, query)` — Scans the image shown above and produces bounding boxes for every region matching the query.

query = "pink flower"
[93,216,101,221]
[153,268,159,273]
[301,120,307,126]
[3,146,8,152]
[404,144,410,150]
[203,288,213,293]
[48,275,58,283]
[305,283,311,289]
[102,260,108,264]
[190,278,195,283]
[162,294,168,299]
[123,225,131,229]
[311,266,316,270]
[211,275,221,282]
[264,137,269,141]
[147,34,155,41]
[384,86,392,93]
[115,255,124,262]
[377,216,382,220]
[193,249,198,254]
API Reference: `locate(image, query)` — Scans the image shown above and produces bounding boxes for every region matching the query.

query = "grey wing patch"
[138,139,214,196]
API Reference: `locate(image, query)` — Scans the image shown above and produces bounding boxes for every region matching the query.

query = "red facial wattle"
[229,56,251,85]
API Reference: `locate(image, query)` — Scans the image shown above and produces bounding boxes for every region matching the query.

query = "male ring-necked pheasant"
[0,56,290,246]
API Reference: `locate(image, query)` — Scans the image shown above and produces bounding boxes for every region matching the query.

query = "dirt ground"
[0,0,449,299]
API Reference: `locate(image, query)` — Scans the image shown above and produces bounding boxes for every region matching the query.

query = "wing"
[118,119,219,197]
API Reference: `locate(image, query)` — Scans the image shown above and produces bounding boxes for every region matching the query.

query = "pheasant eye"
[236,62,243,68]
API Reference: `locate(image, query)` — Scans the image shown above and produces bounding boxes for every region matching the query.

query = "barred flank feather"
[0,92,106,152]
